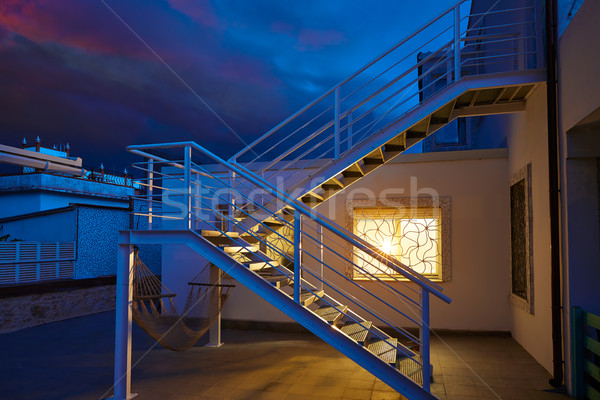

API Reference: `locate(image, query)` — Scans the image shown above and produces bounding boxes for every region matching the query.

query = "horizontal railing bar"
[129,143,449,301]
[466,5,534,19]
[300,263,422,344]
[300,227,421,306]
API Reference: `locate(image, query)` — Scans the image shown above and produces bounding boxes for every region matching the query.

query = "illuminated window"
[347,198,451,282]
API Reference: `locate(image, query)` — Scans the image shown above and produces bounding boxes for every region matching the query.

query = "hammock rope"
[131,249,234,351]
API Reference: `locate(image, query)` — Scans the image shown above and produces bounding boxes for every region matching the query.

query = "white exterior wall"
[505,84,554,373]
[318,149,511,331]
[557,0,600,391]
[161,150,512,328]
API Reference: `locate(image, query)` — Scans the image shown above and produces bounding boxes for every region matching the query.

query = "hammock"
[131,249,234,351]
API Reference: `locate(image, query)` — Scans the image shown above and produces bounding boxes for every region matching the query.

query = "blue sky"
[0,1,581,169]
[0,0,460,169]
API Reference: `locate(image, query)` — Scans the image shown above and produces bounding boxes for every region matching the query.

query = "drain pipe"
[545,0,563,388]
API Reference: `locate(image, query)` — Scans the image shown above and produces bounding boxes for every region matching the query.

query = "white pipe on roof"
[0,152,86,176]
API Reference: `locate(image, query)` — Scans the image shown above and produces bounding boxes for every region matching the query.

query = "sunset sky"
[0,1,579,170]
[0,1,458,169]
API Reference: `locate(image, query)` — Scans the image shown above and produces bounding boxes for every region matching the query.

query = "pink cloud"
[0,0,151,58]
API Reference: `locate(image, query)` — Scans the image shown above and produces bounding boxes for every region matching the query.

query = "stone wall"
[0,284,115,333]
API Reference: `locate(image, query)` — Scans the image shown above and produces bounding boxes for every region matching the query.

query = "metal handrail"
[130,148,427,350]
[228,0,537,191]
[129,141,449,302]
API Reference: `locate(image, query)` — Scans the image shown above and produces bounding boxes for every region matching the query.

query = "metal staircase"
[228,0,543,221]
[112,1,544,399]
[123,142,449,400]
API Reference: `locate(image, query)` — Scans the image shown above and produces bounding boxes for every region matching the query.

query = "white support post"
[454,5,461,82]
[113,240,135,400]
[334,87,340,160]
[420,287,431,393]
[147,159,153,230]
[318,224,324,291]
[294,210,301,303]
[207,264,223,347]
[184,146,192,230]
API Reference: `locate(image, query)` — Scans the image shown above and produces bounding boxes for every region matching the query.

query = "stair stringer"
[127,229,438,400]
[282,69,546,199]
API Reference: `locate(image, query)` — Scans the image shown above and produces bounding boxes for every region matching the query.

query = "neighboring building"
[0,139,160,332]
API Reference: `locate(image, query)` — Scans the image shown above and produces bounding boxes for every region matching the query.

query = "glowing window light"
[353,207,441,279]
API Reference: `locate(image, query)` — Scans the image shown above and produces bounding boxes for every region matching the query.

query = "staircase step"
[363,148,385,165]
[240,234,261,244]
[315,305,348,324]
[367,338,398,364]
[396,355,424,384]
[321,177,344,191]
[340,321,373,344]
[301,192,324,205]
[222,245,259,254]
[201,230,239,238]
[261,274,292,288]
[299,289,324,307]
[244,259,280,271]
[256,218,287,234]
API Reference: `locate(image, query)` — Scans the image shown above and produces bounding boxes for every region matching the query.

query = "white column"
[113,241,134,400]
[207,263,223,347]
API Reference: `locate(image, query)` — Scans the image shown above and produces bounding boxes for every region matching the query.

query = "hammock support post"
[206,263,223,347]
[113,237,135,400]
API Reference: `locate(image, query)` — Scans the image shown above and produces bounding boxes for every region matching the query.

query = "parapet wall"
[0,278,116,333]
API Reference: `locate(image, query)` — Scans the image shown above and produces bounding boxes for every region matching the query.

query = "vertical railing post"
[228,170,235,232]
[571,306,584,399]
[334,87,340,159]
[147,159,154,230]
[454,5,461,82]
[347,111,353,151]
[193,172,200,230]
[114,239,134,400]
[421,287,431,392]
[184,145,192,230]
[294,209,302,303]
[318,224,324,291]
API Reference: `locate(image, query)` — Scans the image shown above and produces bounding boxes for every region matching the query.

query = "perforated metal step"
[367,338,398,364]
[340,321,372,344]
[299,290,324,307]
[397,355,424,385]
[315,305,347,324]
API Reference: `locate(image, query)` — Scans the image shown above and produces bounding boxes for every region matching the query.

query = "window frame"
[509,164,534,314]
[346,197,451,282]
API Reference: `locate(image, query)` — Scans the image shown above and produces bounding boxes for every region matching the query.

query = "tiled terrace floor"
[0,311,571,400]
